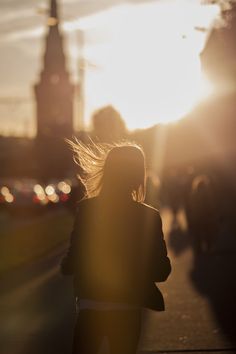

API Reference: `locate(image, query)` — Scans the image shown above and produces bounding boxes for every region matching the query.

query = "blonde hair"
[67,138,146,203]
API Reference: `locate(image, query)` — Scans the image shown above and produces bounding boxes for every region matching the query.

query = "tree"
[91,105,127,142]
[201,2,236,85]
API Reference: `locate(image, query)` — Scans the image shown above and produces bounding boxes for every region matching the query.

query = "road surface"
[1,209,236,354]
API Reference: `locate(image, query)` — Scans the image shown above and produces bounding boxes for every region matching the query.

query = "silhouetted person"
[162,168,181,225]
[186,175,218,256]
[61,142,171,354]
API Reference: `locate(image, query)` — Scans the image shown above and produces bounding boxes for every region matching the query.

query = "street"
[1,209,236,354]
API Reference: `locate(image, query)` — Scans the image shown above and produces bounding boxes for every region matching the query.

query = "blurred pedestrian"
[187,174,218,256]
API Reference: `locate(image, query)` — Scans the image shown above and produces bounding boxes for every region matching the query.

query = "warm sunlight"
[75,1,219,129]
[0,0,220,135]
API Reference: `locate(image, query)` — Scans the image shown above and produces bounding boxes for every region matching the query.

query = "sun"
[75,1,219,130]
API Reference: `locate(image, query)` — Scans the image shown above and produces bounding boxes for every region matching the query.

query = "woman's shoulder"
[75,197,98,211]
[134,201,161,219]
[75,198,161,218]
[138,201,160,213]
[134,202,163,232]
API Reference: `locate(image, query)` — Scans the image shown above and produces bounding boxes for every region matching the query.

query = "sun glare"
[74,1,219,129]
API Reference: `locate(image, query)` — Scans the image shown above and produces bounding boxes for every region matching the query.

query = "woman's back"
[62,196,170,308]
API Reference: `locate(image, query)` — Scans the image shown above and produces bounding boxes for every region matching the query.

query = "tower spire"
[34,0,74,141]
[50,0,58,19]
[41,0,65,77]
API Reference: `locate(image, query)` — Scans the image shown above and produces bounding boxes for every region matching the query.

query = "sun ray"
[79,1,220,129]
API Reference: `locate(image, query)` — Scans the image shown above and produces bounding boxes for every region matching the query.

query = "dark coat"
[61,197,171,311]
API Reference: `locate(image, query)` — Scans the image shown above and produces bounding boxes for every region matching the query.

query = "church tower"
[35,0,74,140]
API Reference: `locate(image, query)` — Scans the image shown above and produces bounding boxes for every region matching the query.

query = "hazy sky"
[0,0,220,136]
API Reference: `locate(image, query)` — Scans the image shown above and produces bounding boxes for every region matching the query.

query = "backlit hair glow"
[67,138,146,203]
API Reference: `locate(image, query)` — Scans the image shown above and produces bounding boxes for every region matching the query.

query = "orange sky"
[0,0,220,136]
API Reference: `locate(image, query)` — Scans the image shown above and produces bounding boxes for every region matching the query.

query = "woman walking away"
[61,141,171,354]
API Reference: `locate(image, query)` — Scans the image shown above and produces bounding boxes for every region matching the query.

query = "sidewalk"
[139,350,236,354]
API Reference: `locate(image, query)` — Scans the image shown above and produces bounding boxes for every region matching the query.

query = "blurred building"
[35,0,74,140]
[0,0,78,180]
[0,137,36,178]
[34,0,75,179]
